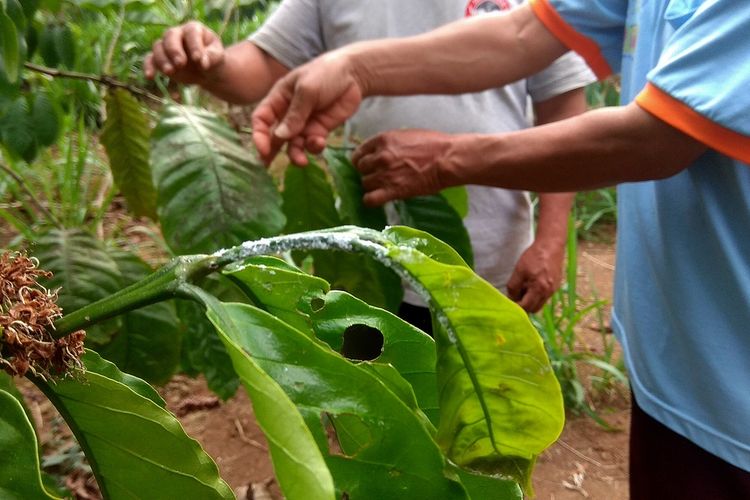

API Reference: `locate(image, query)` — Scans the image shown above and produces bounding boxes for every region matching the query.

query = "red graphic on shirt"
[465,0,510,16]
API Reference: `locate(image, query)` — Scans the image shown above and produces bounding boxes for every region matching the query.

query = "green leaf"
[34,350,233,499]
[382,226,563,490]
[312,250,403,312]
[454,467,523,500]
[220,226,563,492]
[440,186,469,219]
[0,390,59,500]
[324,148,387,229]
[225,255,329,334]
[98,250,181,385]
[395,194,474,267]
[37,24,58,67]
[29,90,61,147]
[280,158,402,310]
[282,159,341,233]
[79,350,165,407]
[202,295,336,500]
[151,104,285,254]
[4,0,26,33]
[21,0,40,19]
[0,6,20,84]
[204,298,468,500]
[0,371,33,423]
[307,290,439,423]
[33,229,123,345]
[0,96,35,160]
[177,299,239,399]
[101,89,157,219]
[53,24,74,68]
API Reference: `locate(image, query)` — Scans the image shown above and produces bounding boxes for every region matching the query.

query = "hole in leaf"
[321,412,372,458]
[310,297,325,312]
[341,324,383,361]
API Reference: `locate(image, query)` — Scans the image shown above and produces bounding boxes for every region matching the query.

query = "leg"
[629,396,750,500]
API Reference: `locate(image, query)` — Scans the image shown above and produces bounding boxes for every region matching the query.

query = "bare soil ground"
[16,235,627,500]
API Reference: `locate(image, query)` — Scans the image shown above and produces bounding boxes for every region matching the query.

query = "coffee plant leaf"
[282,158,341,234]
[34,229,124,345]
[307,290,440,423]
[37,23,59,67]
[440,186,469,218]
[0,96,35,160]
[224,255,329,335]
[151,104,285,254]
[201,295,335,500]
[54,24,75,69]
[177,298,239,400]
[382,226,563,490]
[98,250,181,385]
[0,390,59,500]
[0,6,20,84]
[34,350,234,499]
[453,467,523,500]
[204,298,468,500]
[324,148,387,229]
[395,194,474,267]
[30,90,61,148]
[101,89,157,219]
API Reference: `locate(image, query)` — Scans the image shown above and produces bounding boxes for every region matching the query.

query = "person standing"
[249,1,750,498]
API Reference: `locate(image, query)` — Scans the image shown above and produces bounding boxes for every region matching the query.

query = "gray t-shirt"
[251,0,595,304]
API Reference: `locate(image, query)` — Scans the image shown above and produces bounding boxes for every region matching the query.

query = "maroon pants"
[630,397,750,499]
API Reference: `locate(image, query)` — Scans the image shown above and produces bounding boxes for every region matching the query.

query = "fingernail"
[275,123,291,139]
[164,63,173,73]
[202,54,210,69]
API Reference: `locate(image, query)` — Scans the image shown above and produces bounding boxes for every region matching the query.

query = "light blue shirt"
[535,0,750,470]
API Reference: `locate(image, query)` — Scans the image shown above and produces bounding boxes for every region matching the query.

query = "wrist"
[335,45,371,99]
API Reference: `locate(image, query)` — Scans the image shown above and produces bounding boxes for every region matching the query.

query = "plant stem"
[24,62,164,104]
[53,228,387,338]
[53,254,219,337]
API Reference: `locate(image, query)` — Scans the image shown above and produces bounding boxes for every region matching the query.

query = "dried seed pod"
[0,252,85,378]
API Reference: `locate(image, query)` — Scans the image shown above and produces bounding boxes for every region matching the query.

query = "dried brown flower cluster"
[0,252,85,378]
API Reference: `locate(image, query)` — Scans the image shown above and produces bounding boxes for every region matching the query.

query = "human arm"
[251,4,567,163]
[353,102,707,204]
[144,21,289,104]
[505,88,584,312]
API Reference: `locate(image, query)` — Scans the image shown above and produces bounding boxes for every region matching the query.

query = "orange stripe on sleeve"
[529,0,613,80]
[636,83,750,165]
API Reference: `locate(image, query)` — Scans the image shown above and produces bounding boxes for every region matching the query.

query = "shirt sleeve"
[528,0,628,79]
[526,51,596,103]
[248,0,325,69]
[635,0,750,164]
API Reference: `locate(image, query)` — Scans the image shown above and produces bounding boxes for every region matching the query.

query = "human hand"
[506,239,565,313]
[144,21,225,85]
[251,51,364,166]
[352,129,457,206]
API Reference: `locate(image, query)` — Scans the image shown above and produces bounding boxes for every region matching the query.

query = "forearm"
[341,4,567,97]
[530,88,585,235]
[200,41,289,104]
[443,103,707,192]
[536,193,574,247]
